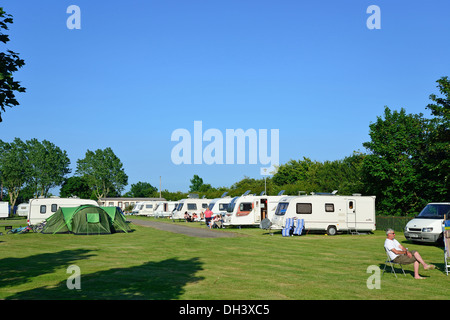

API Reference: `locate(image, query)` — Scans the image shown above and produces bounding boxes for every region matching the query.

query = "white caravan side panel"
[172,199,211,220]
[28,198,99,225]
[0,202,9,218]
[270,195,375,233]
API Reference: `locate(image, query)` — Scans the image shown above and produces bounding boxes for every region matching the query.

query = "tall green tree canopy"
[422,76,450,201]
[0,7,25,122]
[26,138,71,198]
[0,138,30,208]
[362,107,427,215]
[363,77,450,216]
[76,147,128,200]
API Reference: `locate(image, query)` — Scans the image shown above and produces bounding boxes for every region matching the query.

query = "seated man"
[384,228,435,279]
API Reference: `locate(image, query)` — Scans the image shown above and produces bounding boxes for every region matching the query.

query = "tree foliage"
[422,77,450,201]
[362,77,450,216]
[76,147,128,200]
[271,153,365,196]
[60,176,94,199]
[362,107,427,215]
[124,181,158,197]
[0,138,71,207]
[0,138,29,208]
[0,7,25,122]
[26,138,71,198]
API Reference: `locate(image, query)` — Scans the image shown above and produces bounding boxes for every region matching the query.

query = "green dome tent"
[42,205,130,235]
[100,206,131,233]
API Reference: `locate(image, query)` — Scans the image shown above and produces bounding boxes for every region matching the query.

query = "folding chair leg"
[390,263,398,278]
[399,264,406,276]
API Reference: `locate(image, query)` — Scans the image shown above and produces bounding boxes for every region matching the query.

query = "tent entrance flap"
[87,213,100,223]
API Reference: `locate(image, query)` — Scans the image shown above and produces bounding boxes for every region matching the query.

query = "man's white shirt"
[384,238,401,260]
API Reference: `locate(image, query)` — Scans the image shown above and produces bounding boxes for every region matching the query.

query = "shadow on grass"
[6,257,204,300]
[0,249,95,289]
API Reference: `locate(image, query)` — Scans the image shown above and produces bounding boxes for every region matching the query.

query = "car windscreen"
[417,204,450,219]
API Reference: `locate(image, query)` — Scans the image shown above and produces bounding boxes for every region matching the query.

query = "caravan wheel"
[327,225,337,236]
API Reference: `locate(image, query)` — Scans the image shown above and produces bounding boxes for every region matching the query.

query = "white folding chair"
[382,247,406,278]
[443,223,450,276]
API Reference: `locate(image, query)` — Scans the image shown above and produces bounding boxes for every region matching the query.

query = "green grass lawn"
[0,217,447,300]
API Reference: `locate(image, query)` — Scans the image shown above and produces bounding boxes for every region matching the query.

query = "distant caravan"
[268,192,376,235]
[223,190,286,227]
[153,201,179,218]
[208,192,232,216]
[171,197,211,220]
[131,201,160,216]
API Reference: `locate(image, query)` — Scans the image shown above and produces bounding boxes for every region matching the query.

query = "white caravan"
[404,202,450,243]
[223,191,285,227]
[27,197,99,225]
[0,202,9,218]
[131,201,160,216]
[269,193,376,235]
[153,201,179,218]
[171,198,211,220]
[208,193,232,216]
[16,203,30,217]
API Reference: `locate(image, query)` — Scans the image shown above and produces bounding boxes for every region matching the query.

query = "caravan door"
[347,199,356,229]
[254,200,261,223]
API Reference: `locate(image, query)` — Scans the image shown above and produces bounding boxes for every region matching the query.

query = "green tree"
[76,147,128,200]
[0,138,30,208]
[272,158,313,185]
[271,154,365,196]
[421,76,450,201]
[59,176,93,199]
[0,7,26,122]
[124,181,158,197]
[189,175,205,193]
[26,138,71,198]
[362,107,427,215]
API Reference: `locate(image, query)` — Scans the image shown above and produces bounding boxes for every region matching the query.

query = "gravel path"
[128,218,238,238]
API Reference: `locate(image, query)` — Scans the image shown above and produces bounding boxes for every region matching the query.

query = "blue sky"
[1,0,449,193]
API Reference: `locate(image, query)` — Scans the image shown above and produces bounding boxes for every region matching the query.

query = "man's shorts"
[393,250,417,264]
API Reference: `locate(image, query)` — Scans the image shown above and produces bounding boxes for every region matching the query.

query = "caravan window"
[187,203,197,210]
[40,205,46,214]
[202,203,209,209]
[176,203,184,211]
[349,201,354,210]
[239,202,252,212]
[145,204,153,209]
[51,204,58,212]
[219,203,228,211]
[296,203,312,214]
[325,203,334,212]
[275,203,289,216]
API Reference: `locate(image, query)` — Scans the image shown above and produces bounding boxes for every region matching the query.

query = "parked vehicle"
[208,193,231,216]
[27,197,99,225]
[16,202,29,217]
[223,190,286,227]
[0,202,9,218]
[269,193,376,235]
[131,201,159,216]
[153,201,179,218]
[171,198,211,220]
[404,202,450,243]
